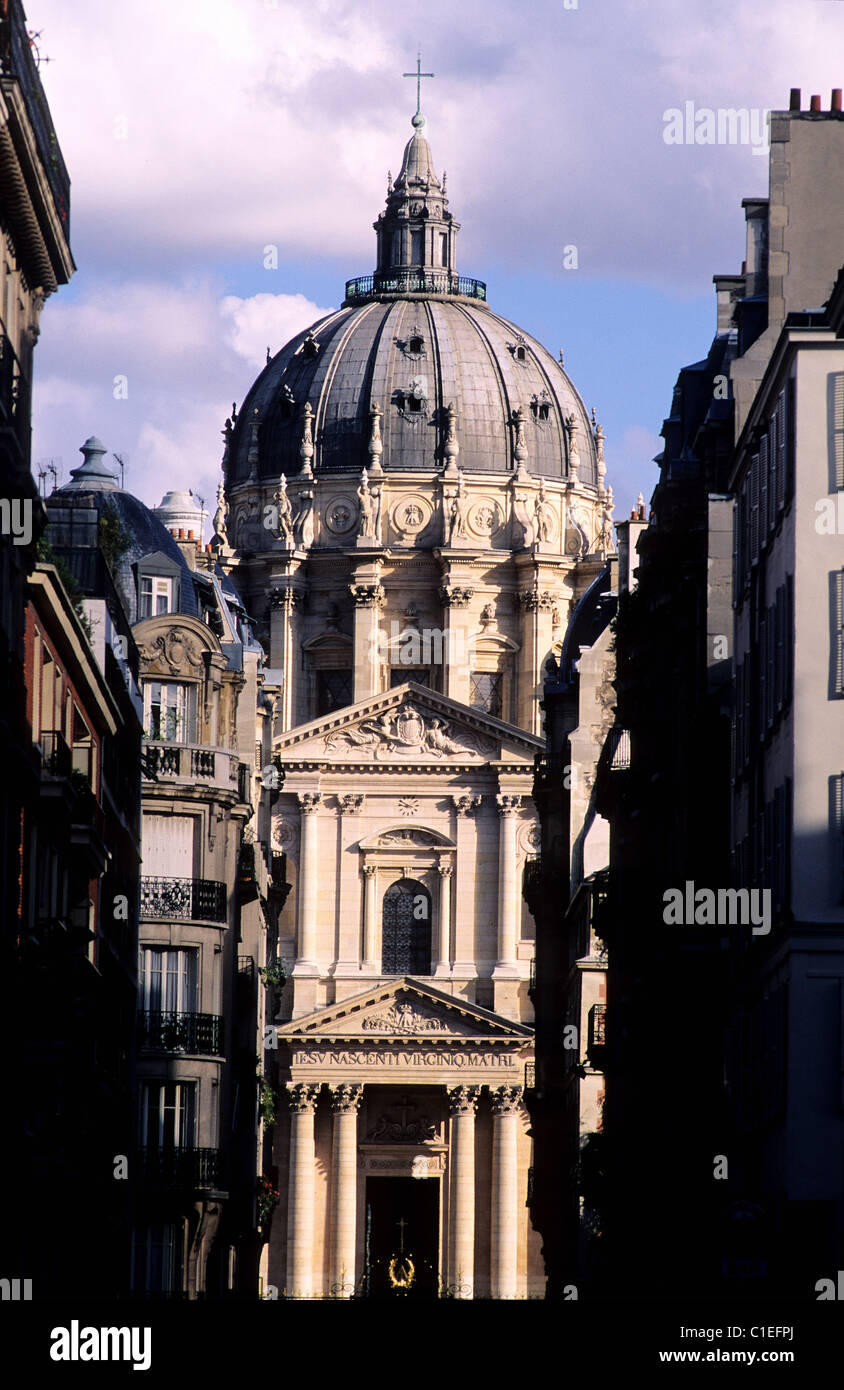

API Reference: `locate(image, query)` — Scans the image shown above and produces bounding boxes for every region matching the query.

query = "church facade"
[221,101,615,1298]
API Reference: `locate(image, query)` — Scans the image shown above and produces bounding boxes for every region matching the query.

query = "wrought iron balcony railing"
[137,1146,225,1191]
[587,1003,607,1058]
[345,270,487,303]
[39,729,72,778]
[522,855,542,902]
[140,876,227,924]
[137,1010,224,1056]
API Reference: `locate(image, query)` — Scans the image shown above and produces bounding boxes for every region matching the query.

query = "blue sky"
[28,0,844,526]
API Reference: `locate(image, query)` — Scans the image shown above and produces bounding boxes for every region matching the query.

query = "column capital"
[329,1083,363,1114]
[269,585,305,609]
[447,1084,481,1116]
[287,1082,321,1113]
[436,855,454,878]
[495,793,522,817]
[439,584,474,607]
[297,791,322,814]
[361,862,377,879]
[338,793,364,815]
[517,588,554,612]
[349,582,385,608]
[451,793,482,817]
[489,1084,523,1115]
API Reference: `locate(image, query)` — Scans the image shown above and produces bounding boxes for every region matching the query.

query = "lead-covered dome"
[225,113,599,489]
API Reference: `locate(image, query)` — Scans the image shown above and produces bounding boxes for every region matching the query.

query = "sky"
[28,0,844,528]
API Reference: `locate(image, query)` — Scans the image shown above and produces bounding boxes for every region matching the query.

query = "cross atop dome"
[403,52,434,121]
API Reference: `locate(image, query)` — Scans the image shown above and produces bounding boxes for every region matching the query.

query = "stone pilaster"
[285,1083,321,1298]
[493,794,521,1017]
[489,1084,523,1299]
[450,795,480,983]
[293,792,321,1014]
[349,573,384,701]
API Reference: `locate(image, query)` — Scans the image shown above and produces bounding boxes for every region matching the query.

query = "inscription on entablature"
[290,1048,518,1070]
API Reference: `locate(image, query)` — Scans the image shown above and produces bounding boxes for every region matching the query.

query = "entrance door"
[364,1177,439,1299]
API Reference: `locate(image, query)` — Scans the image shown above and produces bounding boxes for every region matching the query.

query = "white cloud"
[220,292,334,367]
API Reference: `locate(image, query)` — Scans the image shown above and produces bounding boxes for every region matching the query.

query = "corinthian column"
[447,1085,480,1298]
[295,792,321,974]
[329,1084,363,1298]
[286,1083,321,1298]
[489,1085,523,1299]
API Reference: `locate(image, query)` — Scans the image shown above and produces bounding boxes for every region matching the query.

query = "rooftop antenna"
[112,453,125,488]
[36,458,61,495]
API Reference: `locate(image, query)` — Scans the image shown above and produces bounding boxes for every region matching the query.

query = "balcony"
[587,1003,607,1068]
[140,876,227,924]
[138,1011,224,1057]
[143,741,248,798]
[39,729,72,778]
[522,854,542,910]
[138,1146,225,1191]
[344,270,487,303]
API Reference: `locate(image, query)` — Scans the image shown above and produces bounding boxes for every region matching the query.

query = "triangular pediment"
[274,682,543,766]
[278,978,533,1043]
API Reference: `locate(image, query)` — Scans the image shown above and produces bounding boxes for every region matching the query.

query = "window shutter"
[759,433,769,547]
[835,569,844,696]
[750,452,760,564]
[782,383,794,504]
[758,611,767,737]
[785,574,794,705]
[833,371,844,491]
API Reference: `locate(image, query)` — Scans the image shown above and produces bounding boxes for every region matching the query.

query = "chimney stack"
[789,88,801,111]
[832,89,842,113]
[810,94,821,112]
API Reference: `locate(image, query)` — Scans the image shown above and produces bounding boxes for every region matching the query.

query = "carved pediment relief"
[279,979,535,1044]
[322,704,496,762]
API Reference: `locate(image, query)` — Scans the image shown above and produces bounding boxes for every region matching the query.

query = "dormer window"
[515,345,526,362]
[408,335,424,355]
[140,575,173,619]
[408,395,423,413]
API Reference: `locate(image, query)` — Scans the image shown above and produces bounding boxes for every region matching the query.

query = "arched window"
[381,878,432,976]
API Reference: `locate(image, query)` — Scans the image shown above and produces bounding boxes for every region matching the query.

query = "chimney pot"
[178,527,185,538]
[832,89,842,112]
[789,87,801,111]
[810,94,821,112]
[188,529,195,539]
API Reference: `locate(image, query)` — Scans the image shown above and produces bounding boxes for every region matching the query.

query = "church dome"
[225,114,599,488]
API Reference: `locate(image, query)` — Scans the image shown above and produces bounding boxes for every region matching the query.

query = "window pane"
[316,669,352,716]
[382,878,432,975]
[390,668,430,688]
[470,671,502,717]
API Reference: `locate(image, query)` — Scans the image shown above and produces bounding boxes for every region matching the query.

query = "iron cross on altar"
[403,53,434,116]
[396,1215,408,1254]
